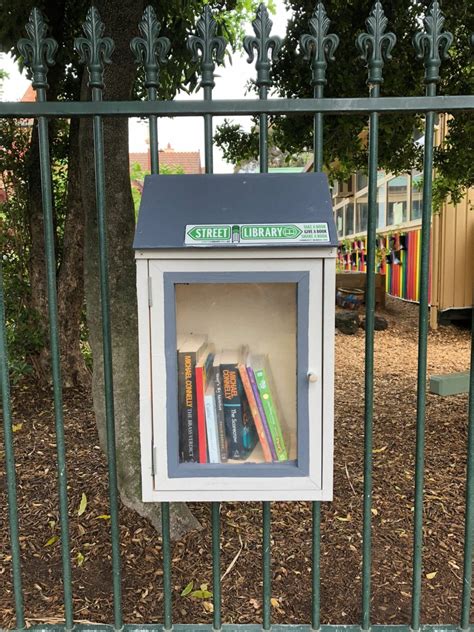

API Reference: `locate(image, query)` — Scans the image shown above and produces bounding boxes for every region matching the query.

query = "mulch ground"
[0,297,472,628]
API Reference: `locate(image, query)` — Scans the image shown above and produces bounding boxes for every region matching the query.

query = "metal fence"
[0,1,473,631]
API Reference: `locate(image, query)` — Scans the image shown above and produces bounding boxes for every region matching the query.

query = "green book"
[253,358,288,462]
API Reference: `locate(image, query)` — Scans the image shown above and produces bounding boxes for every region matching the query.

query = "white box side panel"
[136,259,154,501]
[321,258,336,500]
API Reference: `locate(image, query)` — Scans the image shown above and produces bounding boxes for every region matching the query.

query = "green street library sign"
[185,222,330,246]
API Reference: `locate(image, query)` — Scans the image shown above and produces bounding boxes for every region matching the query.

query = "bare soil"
[0,297,472,628]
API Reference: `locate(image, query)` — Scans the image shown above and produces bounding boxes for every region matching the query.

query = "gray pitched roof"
[133,173,337,249]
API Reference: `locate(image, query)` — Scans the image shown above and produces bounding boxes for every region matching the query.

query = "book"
[177,334,208,463]
[204,380,220,463]
[247,365,277,461]
[238,362,273,462]
[213,353,228,463]
[220,349,247,460]
[195,348,215,464]
[252,355,289,462]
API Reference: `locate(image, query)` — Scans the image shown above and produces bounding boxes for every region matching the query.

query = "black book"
[213,353,228,463]
[220,349,246,460]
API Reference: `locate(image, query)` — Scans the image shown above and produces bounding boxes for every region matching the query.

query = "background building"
[328,115,473,327]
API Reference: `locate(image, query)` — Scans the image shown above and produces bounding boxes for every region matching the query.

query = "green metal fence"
[0,1,473,631]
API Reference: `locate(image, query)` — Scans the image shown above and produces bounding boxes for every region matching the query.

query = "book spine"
[205,394,220,463]
[255,368,288,461]
[195,366,208,463]
[247,366,277,461]
[238,364,272,462]
[214,368,228,462]
[221,365,244,459]
[178,351,197,462]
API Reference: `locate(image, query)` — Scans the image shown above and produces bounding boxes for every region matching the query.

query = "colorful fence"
[337,227,431,303]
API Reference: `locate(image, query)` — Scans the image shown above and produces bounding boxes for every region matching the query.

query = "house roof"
[21,85,36,102]
[129,144,202,175]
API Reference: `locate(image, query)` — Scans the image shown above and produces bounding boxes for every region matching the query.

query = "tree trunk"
[78,0,201,539]
[26,93,88,386]
[25,123,49,375]
[57,118,90,388]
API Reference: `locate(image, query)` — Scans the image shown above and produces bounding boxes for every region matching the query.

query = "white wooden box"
[134,174,337,502]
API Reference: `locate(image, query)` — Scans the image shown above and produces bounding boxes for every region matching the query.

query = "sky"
[0,1,291,174]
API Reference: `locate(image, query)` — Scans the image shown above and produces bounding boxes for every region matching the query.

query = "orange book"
[237,363,273,463]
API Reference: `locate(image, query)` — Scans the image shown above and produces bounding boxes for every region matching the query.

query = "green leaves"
[180,581,213,599]
[181,581,194,597]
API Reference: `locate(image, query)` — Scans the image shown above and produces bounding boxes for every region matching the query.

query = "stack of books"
[177,335,289,464]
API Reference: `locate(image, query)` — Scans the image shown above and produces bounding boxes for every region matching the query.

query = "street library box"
[133,173,337,502]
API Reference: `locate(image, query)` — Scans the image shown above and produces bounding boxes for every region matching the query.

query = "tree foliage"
[216,0,473,200]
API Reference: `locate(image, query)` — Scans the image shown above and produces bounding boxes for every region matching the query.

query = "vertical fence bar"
[188,10,226,628]
[91,91,123,632]
[149,88,160,174]
[17,12,75,628]
[0,261,25,630]
[161,502,173,631]
[75,10,123,629]
[204,68,222,632]
[411,8,452,628]
[411,84,435,632]
[300,6,339,626]
[130,11,173,627]
[37,101,75,632]
[91,92,123,631]
[243,9,282,627]
[361,93,378,632]
[312,83,323,631]
[461,306,474,630]
[356,7,396,628]
[17,11,77,625]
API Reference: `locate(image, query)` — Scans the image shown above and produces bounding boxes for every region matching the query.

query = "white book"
[205,382,221,464]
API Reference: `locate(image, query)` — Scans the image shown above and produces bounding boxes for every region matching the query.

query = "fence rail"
[1,1,473,631]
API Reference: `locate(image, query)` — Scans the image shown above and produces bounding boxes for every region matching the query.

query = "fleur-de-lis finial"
[74,7,115,90]
[300,2,339,87]
[243,4,282,89]
[131,6,170,89]
[17,8,58,91]
[356,1,396,86]
[413,1,453,85]
[187,6,226,89]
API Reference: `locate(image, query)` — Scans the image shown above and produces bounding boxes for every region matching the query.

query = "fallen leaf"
[76,552,85,566]
[373,446,388,453]
[203,601,214,612]
[12,423,23,433]
[371,508,378,516]
[271,598,279,607]
[426,571,437,580]
[78,493,87,516]
[336,514,352,522]
[96,514,110,520]
[45,535,59,547]
[190,589,213,599]
[181,581,193,597]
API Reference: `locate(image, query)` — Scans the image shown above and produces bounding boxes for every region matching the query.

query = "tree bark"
[25,123,49,374]
[78,0,201,539]
[57,117,90,388]
[25,73,89,387]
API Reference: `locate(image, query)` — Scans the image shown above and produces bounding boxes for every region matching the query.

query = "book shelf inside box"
[227,439,297,465]
[175,282,298,464]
